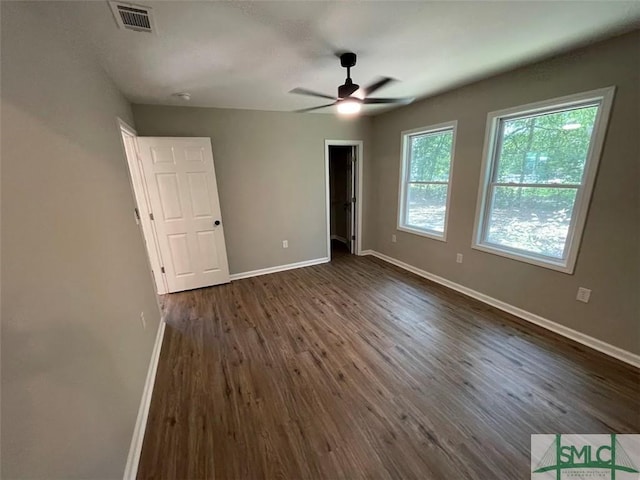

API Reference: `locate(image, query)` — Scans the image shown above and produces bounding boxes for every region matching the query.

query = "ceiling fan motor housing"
[339,81,359,98]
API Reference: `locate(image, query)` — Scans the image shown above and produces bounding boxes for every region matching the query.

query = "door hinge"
[161,266,165,274]
[149,212,154,221]
[134,208,140,220]
[352,235,356,240]
[352,197,356,203]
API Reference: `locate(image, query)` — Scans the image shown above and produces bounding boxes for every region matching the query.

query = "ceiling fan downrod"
[339,52,359,98]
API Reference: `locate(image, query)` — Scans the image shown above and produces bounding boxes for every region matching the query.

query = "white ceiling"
[49,1,640,114]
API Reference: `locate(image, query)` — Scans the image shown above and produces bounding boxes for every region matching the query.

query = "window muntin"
[473,88,615,273]
[399,122,456,240]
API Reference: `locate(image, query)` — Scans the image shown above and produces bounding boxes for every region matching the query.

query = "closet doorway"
[325,140,363,259]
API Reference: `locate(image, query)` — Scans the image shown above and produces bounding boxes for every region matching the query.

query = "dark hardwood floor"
[138,253,639,479]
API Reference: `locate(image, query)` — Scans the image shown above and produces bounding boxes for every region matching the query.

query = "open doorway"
[325,140,363,260]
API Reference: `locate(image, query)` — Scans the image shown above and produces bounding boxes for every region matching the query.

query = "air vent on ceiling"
[109,2,155,33]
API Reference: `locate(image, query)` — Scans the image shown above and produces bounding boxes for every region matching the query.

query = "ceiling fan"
[290,52,414,114]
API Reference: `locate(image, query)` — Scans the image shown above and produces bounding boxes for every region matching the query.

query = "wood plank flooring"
[137,250,639,479]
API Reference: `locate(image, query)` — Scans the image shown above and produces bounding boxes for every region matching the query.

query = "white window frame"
[472,86,616,274]
[397,120,457,241]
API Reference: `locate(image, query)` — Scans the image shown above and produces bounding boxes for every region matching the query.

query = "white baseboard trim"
[363,250,640,369]
[230,257,330,281]
[123,318,166,480]
[331,235,348,244]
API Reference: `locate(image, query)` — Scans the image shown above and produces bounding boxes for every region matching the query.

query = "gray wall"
[132,105,371,273]
[368,31,640,355]
[1,3,161,478]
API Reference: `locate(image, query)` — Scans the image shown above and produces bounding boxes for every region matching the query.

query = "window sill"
[397,225,447,242]
[471,242,575,274]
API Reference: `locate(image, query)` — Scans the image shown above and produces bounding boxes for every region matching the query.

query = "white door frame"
[117,118,168,294]
[325,140,363,259]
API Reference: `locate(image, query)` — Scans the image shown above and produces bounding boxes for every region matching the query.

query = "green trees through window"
[474,87,614,273]
[400,123,456,238]
[485,105,598,258]
[409,130,453,183]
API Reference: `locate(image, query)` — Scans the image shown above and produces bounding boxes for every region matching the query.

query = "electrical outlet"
[456,253,463,263]
[391,234,397,243]
[140,311,146,329]
[576,287,591,303]
[282,240,288,249]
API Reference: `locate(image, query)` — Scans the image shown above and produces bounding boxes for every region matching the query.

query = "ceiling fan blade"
[363,97,415,105]
[289,88,336,100]
[363,77,396,96]
[294,102,337,113]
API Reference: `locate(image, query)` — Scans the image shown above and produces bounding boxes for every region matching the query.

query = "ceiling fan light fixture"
[337,98,362,115]
[290,51,408,114]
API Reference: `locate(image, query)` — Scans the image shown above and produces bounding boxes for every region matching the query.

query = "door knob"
[214,220,221,226]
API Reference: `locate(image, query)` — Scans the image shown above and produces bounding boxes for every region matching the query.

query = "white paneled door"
[136,137,230,292]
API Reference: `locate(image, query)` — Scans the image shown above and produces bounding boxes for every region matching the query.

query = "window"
[473,87,615,273]
[398,121,457,240]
